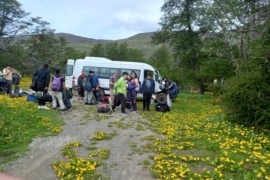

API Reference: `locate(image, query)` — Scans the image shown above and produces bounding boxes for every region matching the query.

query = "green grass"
[0,95,63,164]
[140,92,270,179]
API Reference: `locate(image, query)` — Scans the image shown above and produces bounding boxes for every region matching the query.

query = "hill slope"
[57,32,159,59]
[55,33,110,43]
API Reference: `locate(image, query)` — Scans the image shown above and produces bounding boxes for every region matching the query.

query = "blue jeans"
[130,92,137,111]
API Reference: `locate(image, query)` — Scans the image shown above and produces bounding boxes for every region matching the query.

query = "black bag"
[98,104,111,113]
[155,103,170,113]
[19,92,29,97]
[62,90,72,109]
[169,83,180,99]
[125,102,132,109]
[39,94,53,103]
[30,73,37,91]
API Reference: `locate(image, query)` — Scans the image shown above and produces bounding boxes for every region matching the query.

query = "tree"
[104,42,119,60]
[118,42,128,60]
[149,45,173,77]
[153,0,207,94]
[0,0,31,50]
[126,48,145,62]
[205,0,270,70]
[89,43,105,57]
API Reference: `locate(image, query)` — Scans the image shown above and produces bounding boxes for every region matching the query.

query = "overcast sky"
[18,0,164,40]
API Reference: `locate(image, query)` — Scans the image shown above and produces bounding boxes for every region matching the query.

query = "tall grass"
[0,95,63,164]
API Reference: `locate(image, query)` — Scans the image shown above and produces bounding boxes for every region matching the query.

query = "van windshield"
[66,65,73,76]
[155,70,162,83]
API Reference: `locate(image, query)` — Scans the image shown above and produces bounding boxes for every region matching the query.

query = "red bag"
[101,96,110,104]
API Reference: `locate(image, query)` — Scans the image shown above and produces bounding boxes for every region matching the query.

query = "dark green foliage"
[88,41,145,62]
[221,58,270,129]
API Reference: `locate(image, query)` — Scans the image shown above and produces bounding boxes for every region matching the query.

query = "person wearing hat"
[77,72,86,100]
[109,70,118,105]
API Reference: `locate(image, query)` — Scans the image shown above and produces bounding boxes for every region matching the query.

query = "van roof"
[75,59,156,70]
[84,57,111,61]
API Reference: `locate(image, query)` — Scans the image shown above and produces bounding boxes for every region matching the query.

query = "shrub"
[220,59,270,129]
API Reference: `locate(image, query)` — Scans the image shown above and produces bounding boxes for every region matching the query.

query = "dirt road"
[1,99,157,180]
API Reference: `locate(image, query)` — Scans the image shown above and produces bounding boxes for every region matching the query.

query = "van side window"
[110,68,119,77]
[66,65,73,76]
[121,69,140,77]
[99,67,110,78]
[82,66,98,75]
[144,70,154,79]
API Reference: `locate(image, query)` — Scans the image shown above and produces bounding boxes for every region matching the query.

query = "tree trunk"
[198,80,204,95]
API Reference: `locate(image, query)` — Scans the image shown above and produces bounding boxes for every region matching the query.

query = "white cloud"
[18,0,164,40]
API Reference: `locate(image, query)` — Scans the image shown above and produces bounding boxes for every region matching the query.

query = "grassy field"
[140,93,270,179]
[0,84,63,164]
[2,77,270,179]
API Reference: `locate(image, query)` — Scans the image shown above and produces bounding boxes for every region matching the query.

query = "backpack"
[51,76,62,91]
[155,103,170,113]
[98,104,112,113]
[101,96,110,104]
[145,79,152,93]
[85,75,93,91]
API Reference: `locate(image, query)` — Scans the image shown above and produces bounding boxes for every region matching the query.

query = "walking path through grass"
[1,98,157,180]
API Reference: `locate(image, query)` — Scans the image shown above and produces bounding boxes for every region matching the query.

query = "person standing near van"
[140,72,155,111]
[84,70,99,105]
[109,71,118,105]
[112,72,128,115]
[129,71,139,112]
[77,72,86,100]
[162,76,174,108]
[51,69,66,111]
[91,71,100,104]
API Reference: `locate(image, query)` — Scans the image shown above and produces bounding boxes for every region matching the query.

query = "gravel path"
[1,99,157,180]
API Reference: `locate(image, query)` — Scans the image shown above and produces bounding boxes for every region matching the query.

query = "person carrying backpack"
[140,72,155,111]
[51,69,66,111]
[84,70,99,105]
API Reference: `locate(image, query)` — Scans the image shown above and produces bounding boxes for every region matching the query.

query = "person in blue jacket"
[85,70,100,105]
[140,72,155,111]
[89,70,100,103]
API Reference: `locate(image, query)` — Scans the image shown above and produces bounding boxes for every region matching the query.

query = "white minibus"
[65,57,162,95]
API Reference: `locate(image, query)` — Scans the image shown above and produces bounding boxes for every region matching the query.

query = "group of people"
[77,70,156,115]
[0,65,21,94]
[77,70,100,105]
[110,71,156,115]
[31,64,67,111]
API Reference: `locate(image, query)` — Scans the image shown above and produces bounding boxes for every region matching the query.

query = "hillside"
[57,32,159,58]
[54,33,110,44]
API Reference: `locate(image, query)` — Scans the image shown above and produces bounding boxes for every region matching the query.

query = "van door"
[154,70,162,93]
[65,59,75,89]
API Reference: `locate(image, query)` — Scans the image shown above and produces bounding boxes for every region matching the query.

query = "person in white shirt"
[2,65,13,94]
